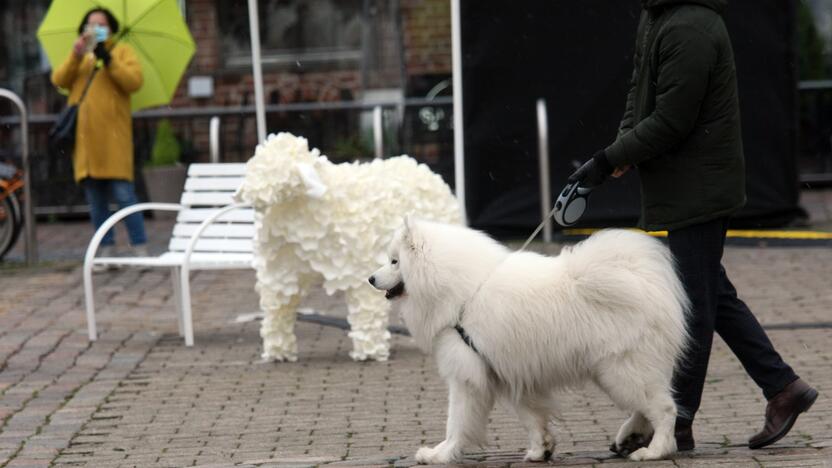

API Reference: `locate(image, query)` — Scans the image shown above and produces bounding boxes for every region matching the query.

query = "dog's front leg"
[415,379,494,465]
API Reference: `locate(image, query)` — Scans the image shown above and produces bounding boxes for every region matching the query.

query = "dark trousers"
[82,178,147,247]
[668,217,797,421]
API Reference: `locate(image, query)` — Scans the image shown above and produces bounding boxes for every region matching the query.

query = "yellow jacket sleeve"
[51,52,82,90]
[107,44,143,94]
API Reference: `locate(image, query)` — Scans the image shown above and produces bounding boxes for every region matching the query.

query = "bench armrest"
[180,202,252,272]
[84,203,182,268]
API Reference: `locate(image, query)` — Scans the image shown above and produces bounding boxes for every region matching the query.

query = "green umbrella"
[37,0,195,111]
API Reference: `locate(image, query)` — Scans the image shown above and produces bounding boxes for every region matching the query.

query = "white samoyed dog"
[369,219,689,463]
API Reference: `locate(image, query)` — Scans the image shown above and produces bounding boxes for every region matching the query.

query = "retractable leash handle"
[553,181,593,227]
[519,180,594,251]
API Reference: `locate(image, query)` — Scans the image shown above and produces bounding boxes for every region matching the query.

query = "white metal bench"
[83,163,254,346]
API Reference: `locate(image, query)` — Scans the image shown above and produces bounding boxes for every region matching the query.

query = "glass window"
[798,0,832,180]
[800,0,832,79]
[217,0,364,68]
[0,1,51,96]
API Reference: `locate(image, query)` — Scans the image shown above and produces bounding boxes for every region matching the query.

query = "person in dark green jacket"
[569,0,818,455]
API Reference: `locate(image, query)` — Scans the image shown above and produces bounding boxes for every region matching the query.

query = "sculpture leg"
[344,285,391,361]
[253,244,310,362]
[259,290,302,362]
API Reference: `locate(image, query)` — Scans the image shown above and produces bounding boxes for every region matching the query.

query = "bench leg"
[179,266,195,347]
[171,266,184,337]
[83,261,98,341]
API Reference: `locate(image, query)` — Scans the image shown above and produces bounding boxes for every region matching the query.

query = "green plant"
[330,133,373,163]
[148,119,181,167]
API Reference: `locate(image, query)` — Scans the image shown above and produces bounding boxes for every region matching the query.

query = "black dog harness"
[453,323,497,377]
[454,324,479,354]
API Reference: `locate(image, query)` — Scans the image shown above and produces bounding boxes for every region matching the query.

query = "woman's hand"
[72,35,88,58]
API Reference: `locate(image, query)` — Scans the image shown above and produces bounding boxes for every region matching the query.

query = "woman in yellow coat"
[51,7,147,257]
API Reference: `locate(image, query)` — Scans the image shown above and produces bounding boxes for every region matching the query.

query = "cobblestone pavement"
[0,197,831,467]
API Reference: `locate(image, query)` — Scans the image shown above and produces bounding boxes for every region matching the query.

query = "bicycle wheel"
[0,192,22,260]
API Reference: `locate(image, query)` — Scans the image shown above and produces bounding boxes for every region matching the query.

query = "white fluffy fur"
[370,219,690,463]
[235,133,461,362]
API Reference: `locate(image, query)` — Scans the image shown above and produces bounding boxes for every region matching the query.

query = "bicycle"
[0,159,24,260]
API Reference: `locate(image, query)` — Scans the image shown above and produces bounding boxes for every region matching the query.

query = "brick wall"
[187,0,221,71]
[153,0,452,162]
[174,0,363,108]
[400,0,452,78]
[173,0,451,108]
[363,1,406,90]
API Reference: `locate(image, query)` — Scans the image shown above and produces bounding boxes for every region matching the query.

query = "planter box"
[142,164,186,218]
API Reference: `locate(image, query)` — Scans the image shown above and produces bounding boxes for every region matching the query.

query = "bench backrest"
[168,163,255,254]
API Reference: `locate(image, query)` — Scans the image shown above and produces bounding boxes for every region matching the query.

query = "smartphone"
[82,25,96,53]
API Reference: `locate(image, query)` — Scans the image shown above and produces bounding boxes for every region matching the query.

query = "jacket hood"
[642,0,727,13]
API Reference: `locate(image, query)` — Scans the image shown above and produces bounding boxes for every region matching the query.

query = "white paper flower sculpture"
[235,132,462,361]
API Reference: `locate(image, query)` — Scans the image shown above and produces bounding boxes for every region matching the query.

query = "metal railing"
[798,80,832,184]
[0,88,37,265]
[207,104,388,161]
[373,106,384,159]
[0,96,453,125]
[536,98,552,243]
[209,116,220,163]
[0,97,455,216]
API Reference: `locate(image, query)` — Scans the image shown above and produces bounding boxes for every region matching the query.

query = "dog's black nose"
[368,276,376,286]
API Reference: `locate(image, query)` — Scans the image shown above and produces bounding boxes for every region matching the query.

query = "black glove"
[94,42,111,66]
[567,150,614,187]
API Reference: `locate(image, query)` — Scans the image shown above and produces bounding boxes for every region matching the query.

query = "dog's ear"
[296,162,328,199]
[401,215,422,252]
[403,214,414,233]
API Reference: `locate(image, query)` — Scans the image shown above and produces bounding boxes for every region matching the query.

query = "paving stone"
[2,219,832,467]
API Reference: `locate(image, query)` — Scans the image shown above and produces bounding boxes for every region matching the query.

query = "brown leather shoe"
[748,378,818,449]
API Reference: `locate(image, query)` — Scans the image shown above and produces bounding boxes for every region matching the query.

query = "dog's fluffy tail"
[563,229,690,368]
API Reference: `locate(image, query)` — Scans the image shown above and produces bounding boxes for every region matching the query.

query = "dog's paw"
[524,433,555,462]
[415,447,441,465]
[628,447,662,461]
[414,447,430,464]
[611,432,651,457]
[523,447,553,462]
[415,445,457,465]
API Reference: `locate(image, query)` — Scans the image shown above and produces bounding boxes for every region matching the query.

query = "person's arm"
[104,45,143,94]
[616,13,647,138]
[604,25,715,168]
[51,36,90,90]
[51,53,82,91]
[617,67,638,137]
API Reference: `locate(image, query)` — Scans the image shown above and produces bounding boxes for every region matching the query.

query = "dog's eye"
[391,259,398,265]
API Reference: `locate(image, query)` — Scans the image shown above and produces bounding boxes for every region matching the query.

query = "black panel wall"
[460,0,801,236]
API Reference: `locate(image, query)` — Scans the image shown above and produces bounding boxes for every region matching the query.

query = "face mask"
[93,24,109,43]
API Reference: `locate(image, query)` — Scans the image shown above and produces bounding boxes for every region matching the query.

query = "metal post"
[536,98,552,243]
[247,0,267,143]
[373,106,383,159]
[209,116,220,163]
[451,0,467,224]
[0,89,37,265]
